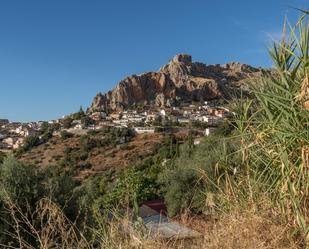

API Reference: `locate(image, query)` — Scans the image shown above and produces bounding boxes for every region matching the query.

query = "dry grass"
[1,196,302,249]
[204,210,299,249]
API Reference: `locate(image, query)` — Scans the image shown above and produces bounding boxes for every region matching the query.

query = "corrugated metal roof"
[146,221,201,239]
[133,203,201,240]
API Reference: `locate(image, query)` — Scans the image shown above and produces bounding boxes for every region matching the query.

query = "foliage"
[191,120,208,129]
[0,152,6,164]
[79,135,100,152]
[81,115,94,127]
[0,156,89,246]
[0,156,41,245]
[214,119,234,136]
[14,135,41,156]
[39,122,59,143]
[38,166,80,219]
[231,13,309,244]
[128,103,145,111]
[0,155,40,208]
[72,106,86,120]
[62,117,73,129]
[158,134,241,216]
[154,134,179,161]
[97,167,158,211]
[60,130,74,139]
[89,134,180,215]
[40,121,50,134]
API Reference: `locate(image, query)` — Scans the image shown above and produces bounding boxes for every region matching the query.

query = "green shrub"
[72,106,86,120]
[39,166,79,219]
[0,152,5,164]
[0,155,41,208]
[214,119,234,136]
[158,134,241,216]
[80,135,99,152]
[15,135,41,155]
[0,156,42,245]
[0,156,95,246]
[97,167,159,210]
[62,117,73,129]
[60,130,74,139]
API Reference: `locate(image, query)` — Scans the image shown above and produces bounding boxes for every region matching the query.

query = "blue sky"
[0,0,307,121]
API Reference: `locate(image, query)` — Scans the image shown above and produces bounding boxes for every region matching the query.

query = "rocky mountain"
[90,54,268,111]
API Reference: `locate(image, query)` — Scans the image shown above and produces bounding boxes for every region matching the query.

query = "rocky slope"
[90,54,268,111]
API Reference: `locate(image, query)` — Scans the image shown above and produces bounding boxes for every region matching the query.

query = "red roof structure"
[142,200,167,216]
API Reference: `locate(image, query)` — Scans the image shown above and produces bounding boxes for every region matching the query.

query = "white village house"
[133,127,156,134]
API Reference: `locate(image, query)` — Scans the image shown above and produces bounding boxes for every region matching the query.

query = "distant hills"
[90,54,270,112]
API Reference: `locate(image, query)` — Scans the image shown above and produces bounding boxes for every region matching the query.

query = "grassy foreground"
[0,196,300,249]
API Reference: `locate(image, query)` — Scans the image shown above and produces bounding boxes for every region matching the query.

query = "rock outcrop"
[90,54,267,111]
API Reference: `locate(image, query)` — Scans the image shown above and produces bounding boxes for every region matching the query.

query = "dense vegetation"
[0,132,182,247]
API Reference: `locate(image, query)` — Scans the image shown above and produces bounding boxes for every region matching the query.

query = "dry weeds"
[1,196,302,249]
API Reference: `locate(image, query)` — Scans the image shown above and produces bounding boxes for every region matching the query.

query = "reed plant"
[232,12,309,246]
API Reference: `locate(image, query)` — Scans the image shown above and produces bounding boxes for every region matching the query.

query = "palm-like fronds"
[235,13,309,244]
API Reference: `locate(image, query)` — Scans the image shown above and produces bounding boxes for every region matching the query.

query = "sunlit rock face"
[90,54,267,111]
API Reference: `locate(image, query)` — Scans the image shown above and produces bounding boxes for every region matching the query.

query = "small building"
[0,142,11,150]
[13,137,24,149]
[202,115,220,126]
[214,108,232,118]
[194,115,209,122]
[183,110,192,117]
[14,125,36,137]
[73,124,84,130]
[0,133,7,140]
[135,202,201,240]
[110,113,121,120]
[204,127,216,136]
[72,120,81,125]
[2,137,14,148]
[177,117,190,123]
[194,138,201,145]
[215,109,225,117]
[133,127,156,134]
[0,119,9,125]
[99,120,113,126]
[146,113,159,123]
[113,119,129,126]
[89,112,107,121]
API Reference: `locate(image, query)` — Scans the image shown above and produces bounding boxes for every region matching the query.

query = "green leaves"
[237,12,309,242]
[100,167,158,210]
[0,155,39,206]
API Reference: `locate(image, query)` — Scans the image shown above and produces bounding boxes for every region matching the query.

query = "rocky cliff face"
[90,54,267,111]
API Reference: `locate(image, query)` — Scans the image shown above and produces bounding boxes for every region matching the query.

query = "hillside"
[19,131,165,178]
